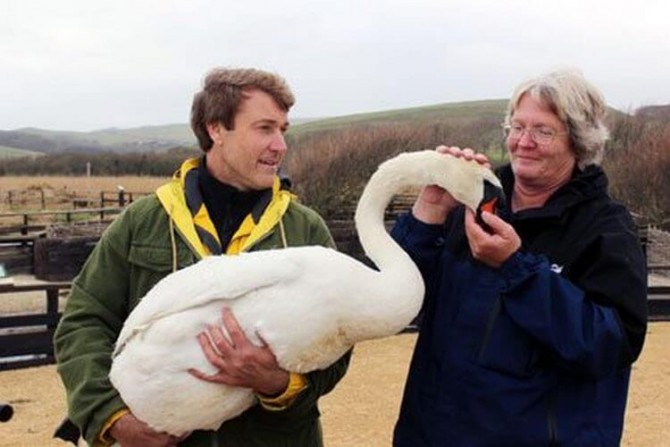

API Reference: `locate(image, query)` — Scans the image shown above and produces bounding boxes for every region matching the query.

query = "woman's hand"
[412,145,491,224]
[464,209,520,268]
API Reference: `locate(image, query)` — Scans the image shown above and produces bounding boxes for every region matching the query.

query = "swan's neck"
[354,161,423,274]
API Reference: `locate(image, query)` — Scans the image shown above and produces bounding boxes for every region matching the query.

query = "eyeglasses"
[502,123,568,145]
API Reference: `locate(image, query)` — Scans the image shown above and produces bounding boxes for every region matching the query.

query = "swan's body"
[109,150,501,435]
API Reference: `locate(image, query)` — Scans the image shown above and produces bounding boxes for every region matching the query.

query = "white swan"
[109,150,502,435]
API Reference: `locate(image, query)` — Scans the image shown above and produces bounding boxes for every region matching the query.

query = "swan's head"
[475,179,506,232]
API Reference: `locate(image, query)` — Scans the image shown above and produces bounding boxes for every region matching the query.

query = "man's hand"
[413,145,491,224]
[464,209,521,268]
[109,413,184,447]
[189,308,289,396]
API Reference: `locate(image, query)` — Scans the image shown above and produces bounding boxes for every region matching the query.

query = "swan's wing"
[114,247,327,355]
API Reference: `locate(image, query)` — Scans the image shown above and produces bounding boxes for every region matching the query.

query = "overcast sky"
[2,0,669,131]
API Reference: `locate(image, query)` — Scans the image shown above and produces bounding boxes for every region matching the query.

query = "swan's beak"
[475,180,506,233]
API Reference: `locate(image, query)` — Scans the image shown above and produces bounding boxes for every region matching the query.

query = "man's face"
[206,89,289,191]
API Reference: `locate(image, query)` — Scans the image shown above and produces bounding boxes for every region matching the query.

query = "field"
[0,176,167,195]
[0,176,167,216]
[0,325,668,446]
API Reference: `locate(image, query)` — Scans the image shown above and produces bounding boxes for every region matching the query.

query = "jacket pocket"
[478,296,538,378]
[127,244,195,308]
[128,244,194,271]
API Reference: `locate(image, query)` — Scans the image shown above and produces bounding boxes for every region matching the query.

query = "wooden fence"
[1,189,149,212]
[0,280,71,370]
[0,207,123,236]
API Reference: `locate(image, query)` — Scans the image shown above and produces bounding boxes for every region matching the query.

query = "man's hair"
[190,67,295,151]
[504,69,609,168]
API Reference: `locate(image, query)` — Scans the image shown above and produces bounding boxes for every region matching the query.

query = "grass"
[288,99,508,136]
[0,145,42,158]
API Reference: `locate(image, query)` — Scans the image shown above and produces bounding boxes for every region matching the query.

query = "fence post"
[100,191,105,208]
[40,188,46,210]
[46,288,60,362]
[22,214,28,235]
[118,189,126,207]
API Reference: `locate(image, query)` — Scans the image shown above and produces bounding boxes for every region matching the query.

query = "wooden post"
[100,191,105,208]
[22,214,28,235]
[46,287,59,361]
[40,188,46,210]
[118,189,126,207]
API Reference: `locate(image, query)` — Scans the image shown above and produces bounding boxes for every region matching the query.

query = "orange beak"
[475,180,506,233]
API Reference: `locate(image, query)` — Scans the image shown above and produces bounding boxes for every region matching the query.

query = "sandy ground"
[0,324,668,447]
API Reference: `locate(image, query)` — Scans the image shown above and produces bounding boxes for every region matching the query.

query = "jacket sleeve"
[391,212,447,284]
[54,210,134,445]
[498,224,647,378]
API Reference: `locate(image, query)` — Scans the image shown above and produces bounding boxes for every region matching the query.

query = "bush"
[604,114,670,225]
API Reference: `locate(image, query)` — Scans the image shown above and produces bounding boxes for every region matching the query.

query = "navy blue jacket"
[392,164,647,447]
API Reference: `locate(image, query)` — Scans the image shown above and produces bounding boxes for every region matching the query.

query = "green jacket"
[54,168,351,447]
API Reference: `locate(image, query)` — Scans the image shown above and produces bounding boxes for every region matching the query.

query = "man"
[55,67,351,447]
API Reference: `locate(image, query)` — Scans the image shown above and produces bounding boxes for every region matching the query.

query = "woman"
[392,70,647,446]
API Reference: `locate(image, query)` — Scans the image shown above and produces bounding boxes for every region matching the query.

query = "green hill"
[0,145,43,158]
[12,124,195,153]
[289,99,509,136]
[1,100,511,155]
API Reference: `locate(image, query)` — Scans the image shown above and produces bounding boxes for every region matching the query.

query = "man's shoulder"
[285,200,328,227]
[120,193,163,217]
[103,193,164,236]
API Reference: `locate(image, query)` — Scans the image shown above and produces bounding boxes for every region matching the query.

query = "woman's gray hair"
[504,69,610,168]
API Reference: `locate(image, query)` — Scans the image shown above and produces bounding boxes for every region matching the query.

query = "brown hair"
[190,67,295,151]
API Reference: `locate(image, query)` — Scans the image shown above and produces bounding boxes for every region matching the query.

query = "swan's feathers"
[114,245,346,356]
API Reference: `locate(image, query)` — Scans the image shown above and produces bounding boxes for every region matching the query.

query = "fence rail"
[0,207,123,236]
[1,188,149,211]
[0,280,71,370]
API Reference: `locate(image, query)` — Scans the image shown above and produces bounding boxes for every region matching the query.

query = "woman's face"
[506,93,576,190]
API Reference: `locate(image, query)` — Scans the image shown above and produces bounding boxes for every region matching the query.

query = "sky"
[1,0,669,132]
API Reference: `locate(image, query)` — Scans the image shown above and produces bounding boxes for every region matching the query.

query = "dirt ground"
[0,324,668,447]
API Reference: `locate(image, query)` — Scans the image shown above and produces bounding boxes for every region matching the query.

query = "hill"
[289,99,509,136]
[1,125,195,155]
[0,145,43,158]
[0,99,659,157]
[635,105,670,121]
[0,100,511,155]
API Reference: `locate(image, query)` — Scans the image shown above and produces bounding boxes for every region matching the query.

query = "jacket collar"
[496,163,608,223]
[156,157,294,258]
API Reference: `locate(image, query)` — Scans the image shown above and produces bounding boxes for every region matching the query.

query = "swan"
[109,149,502,435]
